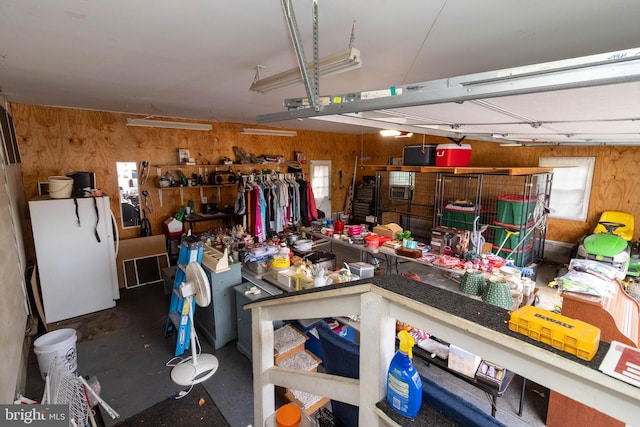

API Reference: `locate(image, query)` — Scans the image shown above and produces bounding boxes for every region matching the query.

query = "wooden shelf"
[152,163,288,169]
[155,183,235,190]
[151,161,301,208]
[362,164,554,176]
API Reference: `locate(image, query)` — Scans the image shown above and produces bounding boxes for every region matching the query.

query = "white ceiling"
[1,0,640,143]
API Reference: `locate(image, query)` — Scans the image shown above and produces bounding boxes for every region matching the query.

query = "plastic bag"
[555,270,616,298]
[568,258,623,280]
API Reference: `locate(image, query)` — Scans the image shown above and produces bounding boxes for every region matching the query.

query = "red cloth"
[306,183,318,221]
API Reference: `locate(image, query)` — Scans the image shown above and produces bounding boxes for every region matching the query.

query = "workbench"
[182,212,238,232]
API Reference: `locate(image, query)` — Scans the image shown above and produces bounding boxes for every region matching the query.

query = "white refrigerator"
[29,195,120,323]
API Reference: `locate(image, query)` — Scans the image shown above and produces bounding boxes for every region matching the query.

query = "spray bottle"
[387,330,422,418]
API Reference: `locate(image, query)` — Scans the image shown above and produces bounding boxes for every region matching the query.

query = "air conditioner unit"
[389,185,413,201]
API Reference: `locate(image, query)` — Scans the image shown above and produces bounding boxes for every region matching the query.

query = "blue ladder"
[164,235,204,357]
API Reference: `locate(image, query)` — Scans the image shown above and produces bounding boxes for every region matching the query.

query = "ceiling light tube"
[249,47,361,94]
[380,129,402,137]
[396,131,413,138]
[241,128,297,137]
[126,118,212,131]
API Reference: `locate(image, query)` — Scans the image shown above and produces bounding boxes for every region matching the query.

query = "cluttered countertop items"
[227,217,537,307]
[304,220,518,272]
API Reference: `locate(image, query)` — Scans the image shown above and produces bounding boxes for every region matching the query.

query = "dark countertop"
[246,274,631,426]
[248,274,609,370]
[376,399,460,426]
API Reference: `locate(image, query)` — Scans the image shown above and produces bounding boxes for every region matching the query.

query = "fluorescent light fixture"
[241,128,297,137]
[126,118,212,131]
[380,129,413,138]
[249,47,361,94]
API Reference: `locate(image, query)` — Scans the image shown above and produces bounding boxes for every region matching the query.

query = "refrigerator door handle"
[110,209,120,258]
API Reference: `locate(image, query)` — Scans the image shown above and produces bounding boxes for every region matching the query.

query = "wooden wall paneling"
[0,163,29,403]
[361,134,640,246]
[12,104,360,264]
[467,143,640,243]
[14,103,640,249]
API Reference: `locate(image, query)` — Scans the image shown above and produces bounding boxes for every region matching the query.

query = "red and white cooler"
[435,144,472,167]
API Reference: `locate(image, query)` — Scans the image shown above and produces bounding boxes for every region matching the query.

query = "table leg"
[491,395,497,417]
[518,377,526,416]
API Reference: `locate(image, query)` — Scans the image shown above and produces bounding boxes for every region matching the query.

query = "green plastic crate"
[493,243,534,267]
[496,194,537,225]
[442,206,477,231]
[493,223,533,250]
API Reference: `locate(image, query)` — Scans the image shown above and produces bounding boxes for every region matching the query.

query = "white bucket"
[33,328,78,380]
[48,176,74,199]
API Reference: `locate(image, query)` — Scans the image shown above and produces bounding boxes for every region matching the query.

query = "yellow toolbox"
[508,306,600,361]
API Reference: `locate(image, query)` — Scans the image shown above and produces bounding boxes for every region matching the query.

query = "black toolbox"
[403,144,437,166]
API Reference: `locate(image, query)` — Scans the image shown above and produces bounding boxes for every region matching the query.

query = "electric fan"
[171,262,219,386]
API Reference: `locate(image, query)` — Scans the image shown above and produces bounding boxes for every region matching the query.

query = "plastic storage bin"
[492,242,534,267]
[496,194,537,225]
[292,319,324,360]
[435,144,472,167]
[348,262,375,278]
[441,204,477,230]
[403,144,437,166]
[492,221,534,250]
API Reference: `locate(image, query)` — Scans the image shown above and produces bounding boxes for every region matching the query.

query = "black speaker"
[66,171,95,197]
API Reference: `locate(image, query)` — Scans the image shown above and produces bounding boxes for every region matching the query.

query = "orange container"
[276,403,301,427]
[366,234,380,250]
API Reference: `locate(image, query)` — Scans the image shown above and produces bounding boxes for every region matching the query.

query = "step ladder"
[164,235,204,357]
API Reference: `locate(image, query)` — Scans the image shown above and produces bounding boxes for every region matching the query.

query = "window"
[311,162,330,198]
[310,160,331,216]
[538,157,595,221]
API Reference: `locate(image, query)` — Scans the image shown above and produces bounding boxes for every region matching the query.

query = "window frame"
[538,156,595,221]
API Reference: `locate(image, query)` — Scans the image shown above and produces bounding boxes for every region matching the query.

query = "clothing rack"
[234,171,317,239]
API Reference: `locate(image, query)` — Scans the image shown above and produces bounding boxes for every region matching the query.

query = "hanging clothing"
[306,183,318,222]
[253,185,263,242]
[298,180,308,224]
[258,184,267,242]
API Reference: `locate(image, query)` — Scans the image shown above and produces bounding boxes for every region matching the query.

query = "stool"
[162,266,177,295]
[162,226,183,265]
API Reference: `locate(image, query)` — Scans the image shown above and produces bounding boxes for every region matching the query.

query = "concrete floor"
[24,248,562,427]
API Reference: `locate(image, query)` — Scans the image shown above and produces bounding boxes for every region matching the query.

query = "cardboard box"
[273,324,308,364]
[277,268,302,289]
[283,389,330,416]
[275,350,324,412]
[430,226,470,255]
[277,350,322,372]
[448,344,482,378]
[373,223,403,240]
[430,240,444,254]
